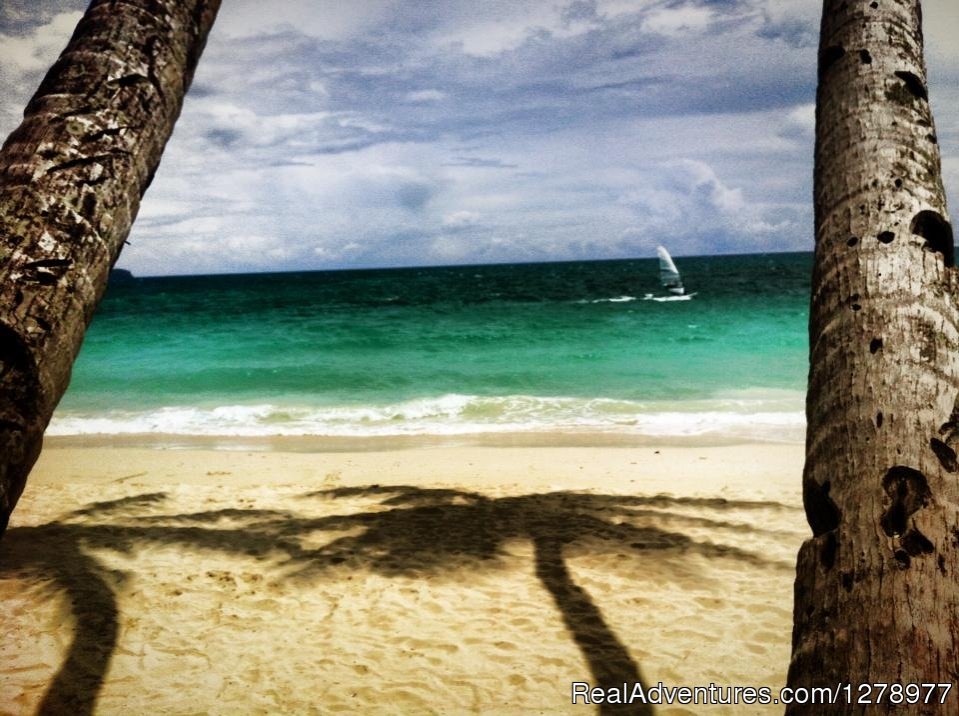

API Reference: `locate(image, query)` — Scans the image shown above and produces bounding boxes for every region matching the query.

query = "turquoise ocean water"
[49,252,811,443]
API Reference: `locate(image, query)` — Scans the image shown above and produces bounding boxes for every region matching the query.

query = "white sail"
[656,245,685,295]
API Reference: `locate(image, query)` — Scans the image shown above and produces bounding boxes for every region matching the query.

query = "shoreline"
[42,428,805,453]
[4,440,809,714]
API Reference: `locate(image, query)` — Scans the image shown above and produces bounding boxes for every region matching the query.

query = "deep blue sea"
[49,252,811,443]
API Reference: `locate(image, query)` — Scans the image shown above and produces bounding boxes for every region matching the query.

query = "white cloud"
[429,235,474,261]
[405,89,446,103]
[779,102,815,140]
[756,0,819,44]
[641,4,713,37]
[664,159,746,213]
[612,158,802,256]
[442,210,481,229]
[0,11,83,135]
[212,0,395,40]
[431,1,600,56]
[0,10,80,72]
[595,0,651,19]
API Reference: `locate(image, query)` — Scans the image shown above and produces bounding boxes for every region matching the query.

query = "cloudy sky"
[1,0,957,275]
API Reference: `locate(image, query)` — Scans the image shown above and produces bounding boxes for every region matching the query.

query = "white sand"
[1,442,807,714]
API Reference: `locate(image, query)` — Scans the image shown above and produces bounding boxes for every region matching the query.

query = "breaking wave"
[48,392,805,443]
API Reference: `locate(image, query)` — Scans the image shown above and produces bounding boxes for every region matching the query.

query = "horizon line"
[113,248,815,280]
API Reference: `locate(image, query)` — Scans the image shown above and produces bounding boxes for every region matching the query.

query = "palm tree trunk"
[788,1,958,711]
[0,0,220,535]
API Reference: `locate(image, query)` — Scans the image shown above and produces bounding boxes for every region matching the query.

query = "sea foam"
[47,392,805,443]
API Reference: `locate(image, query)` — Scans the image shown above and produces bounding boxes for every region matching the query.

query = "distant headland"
[109,268,136,283]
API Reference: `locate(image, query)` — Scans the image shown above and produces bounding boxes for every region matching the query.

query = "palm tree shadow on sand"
[0,485,797,715]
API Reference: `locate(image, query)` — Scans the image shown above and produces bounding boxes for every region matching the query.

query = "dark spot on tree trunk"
[910,210,954,266]
[880,466,931,538]
[939,401,959,443]
[877,231,895,244]
[870,337,883,354]
[25,272,57,286]
[819,46,845,79]
[901,528,934,556]
[894,550,911,569]
[869,1,878,7]
[805,479,841,536]
[108,73,152,91]
[82,192,97,219]
[25,258,72,269]
[820,531,838,570]
[928,133,938,144]
[919,319,939,363]
[841,571,854,592]
[894,178,902,188]
[45,153,124,176]
[894,70,928,101]
[22,258,73,286]
[939,555,947,574]
[847,236,859,247]
[859,49,872,64]
[930,437,958,472]
[876,411,883,428]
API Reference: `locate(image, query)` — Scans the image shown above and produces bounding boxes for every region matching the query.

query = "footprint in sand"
[247,599,281,612]
[422,601,445,615]
[205,570,237,588]
[694,596,723,608]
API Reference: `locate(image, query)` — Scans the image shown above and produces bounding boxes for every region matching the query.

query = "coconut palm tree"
[788,0,958,709]
[0,0,221,535]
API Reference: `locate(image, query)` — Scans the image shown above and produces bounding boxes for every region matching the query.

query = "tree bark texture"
[788,1,958,712]
[0,0,220,535]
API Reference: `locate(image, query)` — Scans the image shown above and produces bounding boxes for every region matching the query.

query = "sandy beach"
[1,439,807,715]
